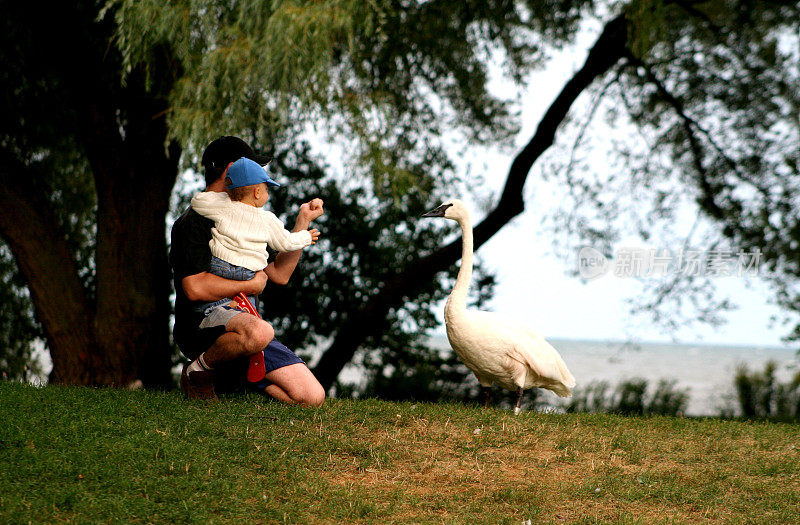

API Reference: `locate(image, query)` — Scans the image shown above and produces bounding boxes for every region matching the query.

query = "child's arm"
[264,212,315,252]
[190,191,230,222]
[265,199,325,285]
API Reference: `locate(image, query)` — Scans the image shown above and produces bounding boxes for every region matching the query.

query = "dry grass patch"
[316,408,799,523]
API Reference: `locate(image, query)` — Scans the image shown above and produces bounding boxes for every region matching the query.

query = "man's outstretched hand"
[299,198,324,223]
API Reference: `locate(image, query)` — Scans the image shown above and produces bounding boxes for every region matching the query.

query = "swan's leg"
[482,386,492,408]
[514,387,524,415]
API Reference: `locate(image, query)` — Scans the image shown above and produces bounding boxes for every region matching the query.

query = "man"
[170,136,325,406]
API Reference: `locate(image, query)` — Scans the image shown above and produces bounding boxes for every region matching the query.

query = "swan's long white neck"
[445,213,473,317]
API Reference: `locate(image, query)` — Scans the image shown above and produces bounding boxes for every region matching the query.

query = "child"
[188,157,321,360]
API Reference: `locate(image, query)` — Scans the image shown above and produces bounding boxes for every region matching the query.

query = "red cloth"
[234,293,267,383]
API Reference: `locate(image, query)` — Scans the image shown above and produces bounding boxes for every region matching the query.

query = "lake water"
[411,336,797,416]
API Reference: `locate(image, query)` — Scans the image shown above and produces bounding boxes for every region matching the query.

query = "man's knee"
[266,363,325,407]
[241,319,274,354]
[251,320,275,351]
[299,383,325,407]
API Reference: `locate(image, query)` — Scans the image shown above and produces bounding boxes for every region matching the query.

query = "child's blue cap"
[225,157,281,189]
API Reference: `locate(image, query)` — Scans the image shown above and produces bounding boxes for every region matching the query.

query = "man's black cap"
[201,136,270,169]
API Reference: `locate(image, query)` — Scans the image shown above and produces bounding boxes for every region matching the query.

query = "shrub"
[733,361,800,422]
[565,378,689,417]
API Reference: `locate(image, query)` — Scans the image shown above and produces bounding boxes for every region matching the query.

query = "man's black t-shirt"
[169,206,215,353]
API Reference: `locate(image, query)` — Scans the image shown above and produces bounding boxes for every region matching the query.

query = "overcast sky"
[296,18,795,349]
[444,21,793,348]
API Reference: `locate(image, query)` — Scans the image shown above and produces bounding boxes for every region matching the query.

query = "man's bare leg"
[185,311,322,406]
[182,312,274,400]
[260,363,325,407]
[203,311,274,367]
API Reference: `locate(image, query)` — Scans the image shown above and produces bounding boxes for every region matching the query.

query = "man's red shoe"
[180,363,218,400]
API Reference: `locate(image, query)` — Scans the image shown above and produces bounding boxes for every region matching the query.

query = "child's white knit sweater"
[190,191,313,271]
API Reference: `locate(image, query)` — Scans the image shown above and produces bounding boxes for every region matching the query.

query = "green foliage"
[109,0,373,142]
[566,378,689,416]
[733,361,800,422]
[0,248,42,381]
[545,1,800,336]
[109,0,596,193]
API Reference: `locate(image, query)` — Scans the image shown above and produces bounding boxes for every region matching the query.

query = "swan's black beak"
[422,203,452,218]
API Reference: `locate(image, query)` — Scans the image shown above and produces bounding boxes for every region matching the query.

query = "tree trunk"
[82,95,179,388]
[0,107,179,388]
[70,31,181,387]
[312,12,630,391]
[0,153,102,384]
[0,3,179,387]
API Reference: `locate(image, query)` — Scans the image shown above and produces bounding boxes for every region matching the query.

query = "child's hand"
[300,198,324,222]
[309,228,321,244]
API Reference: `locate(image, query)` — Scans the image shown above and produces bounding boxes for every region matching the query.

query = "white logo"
[576,246,762,280]
[578,246,609,280]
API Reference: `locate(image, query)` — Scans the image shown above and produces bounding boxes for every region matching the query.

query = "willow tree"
[0,1,178,386]
[1,0,593,386]
[2,0,798,388]
[110,0,604,391]
[114,0,800,388]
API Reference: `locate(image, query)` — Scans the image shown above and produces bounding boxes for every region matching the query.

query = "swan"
[422,199,576,414]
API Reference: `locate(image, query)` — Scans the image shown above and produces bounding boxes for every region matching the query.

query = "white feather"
[429,199,576,399]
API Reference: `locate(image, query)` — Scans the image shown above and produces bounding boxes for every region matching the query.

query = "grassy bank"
[1,383,798,524]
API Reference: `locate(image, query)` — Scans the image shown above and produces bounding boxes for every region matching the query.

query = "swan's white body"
[445,309,575,397]
[425,199,576,410]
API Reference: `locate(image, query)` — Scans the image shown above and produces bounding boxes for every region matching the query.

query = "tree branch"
[631,56,743,223]
[313,12,630,391]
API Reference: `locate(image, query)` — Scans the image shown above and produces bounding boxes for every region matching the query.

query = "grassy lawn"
[1,382,798,524]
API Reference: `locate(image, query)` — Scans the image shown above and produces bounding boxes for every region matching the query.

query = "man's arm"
[182,270,267,302]
[265,199,324,285]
